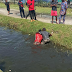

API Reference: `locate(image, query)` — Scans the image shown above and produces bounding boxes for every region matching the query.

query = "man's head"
[42,28,46,31]
[5,0,7,2]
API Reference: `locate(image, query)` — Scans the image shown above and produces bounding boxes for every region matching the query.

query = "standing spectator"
[51,0,58,24]
[5,0,10,15]
[59,0,68,24]
[27,0,36,22]
[18,0,25,18]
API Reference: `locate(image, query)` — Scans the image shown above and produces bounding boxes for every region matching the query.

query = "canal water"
[0,26,72,72]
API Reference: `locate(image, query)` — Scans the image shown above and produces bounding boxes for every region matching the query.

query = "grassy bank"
[0,14,72,49]
[0,3,72,16]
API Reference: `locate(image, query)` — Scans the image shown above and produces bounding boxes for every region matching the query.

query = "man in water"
[5,0,10,15]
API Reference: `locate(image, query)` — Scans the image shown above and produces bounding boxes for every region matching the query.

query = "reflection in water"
[31,45,42,54]
[0,26,72,72]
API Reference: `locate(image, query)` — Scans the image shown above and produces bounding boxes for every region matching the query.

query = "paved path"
[0,8,72,25]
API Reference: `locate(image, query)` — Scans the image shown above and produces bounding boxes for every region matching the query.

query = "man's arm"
[65,2,68,14]
[50,4,54,7]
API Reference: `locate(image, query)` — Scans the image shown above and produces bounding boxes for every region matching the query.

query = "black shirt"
[51,1,57,11]
[5,2,9,8]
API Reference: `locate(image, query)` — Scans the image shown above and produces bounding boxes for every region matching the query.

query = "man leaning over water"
[40,28,52,44]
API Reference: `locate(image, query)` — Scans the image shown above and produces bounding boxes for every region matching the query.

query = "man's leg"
[55,16,58,24]
[29,11,33,22]
[52,16,53,23]
[63,15,65,24]
[26,12,30,19]
[7,7,10,15]
[20,8,22,18]
[59,15,62,24]
[33,10,37,20]
[22,8,25,18]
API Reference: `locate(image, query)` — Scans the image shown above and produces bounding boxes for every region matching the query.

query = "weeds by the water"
[0,14,72,49]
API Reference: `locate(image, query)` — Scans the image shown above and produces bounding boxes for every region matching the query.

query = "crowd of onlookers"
[5,0,68,45]
[5,0,68,24]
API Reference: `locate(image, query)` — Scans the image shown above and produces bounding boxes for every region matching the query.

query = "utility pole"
[14,0,15,4]
[38,0,39,6]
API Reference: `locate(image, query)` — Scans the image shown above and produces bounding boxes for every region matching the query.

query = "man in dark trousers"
[18,0,25,18]
[5,0,10,15]
[26,0,37,22]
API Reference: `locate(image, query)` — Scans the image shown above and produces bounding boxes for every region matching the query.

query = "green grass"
[0,14,72,49]
[0,2,72,16]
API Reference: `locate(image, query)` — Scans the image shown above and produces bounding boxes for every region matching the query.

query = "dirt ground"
[0,8,72,25]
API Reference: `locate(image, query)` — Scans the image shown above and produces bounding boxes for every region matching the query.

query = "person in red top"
[33,29,43,45]
[27,0,36,22]
[18,0,25,18]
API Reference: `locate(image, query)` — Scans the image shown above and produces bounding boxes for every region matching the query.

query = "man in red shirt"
[18,0,25,18]
[33,30,43,45]
[27,0,36,22]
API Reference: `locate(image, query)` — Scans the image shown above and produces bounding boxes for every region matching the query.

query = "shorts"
[51,10,57,16]
[41,38,50,44]
[7,7,10,11]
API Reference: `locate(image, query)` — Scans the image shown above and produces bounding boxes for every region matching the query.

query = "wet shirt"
[34,33,43,43]
[51,1,57,11]
[60,2,68,15]
[27,0,34,11]
[18,1,23,8]
[40,31,50,40]
[5,2,9,8]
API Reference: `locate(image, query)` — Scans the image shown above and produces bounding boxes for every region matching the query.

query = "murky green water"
[0,26,72,72]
